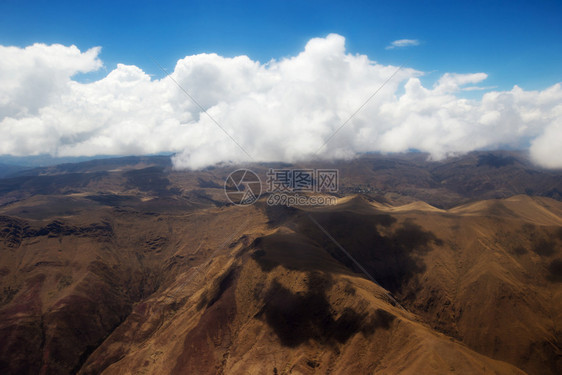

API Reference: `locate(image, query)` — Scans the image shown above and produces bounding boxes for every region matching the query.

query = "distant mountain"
[5,155,173,177]
[0,163,28,179]
[0,154,119,168]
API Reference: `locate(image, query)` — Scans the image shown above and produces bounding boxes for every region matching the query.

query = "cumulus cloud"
[0,34,561,169]
[386,39,420,49]
[0,43,102,120]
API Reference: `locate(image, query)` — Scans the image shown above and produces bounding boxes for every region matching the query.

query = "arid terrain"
[0,151,561,374]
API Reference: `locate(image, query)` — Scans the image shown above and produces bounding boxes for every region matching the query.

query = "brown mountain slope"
[303,195,562,374]
[78,208,524,375]
[0,195,537,375]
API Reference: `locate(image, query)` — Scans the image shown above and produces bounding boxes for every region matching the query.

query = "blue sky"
[1,0,561,91]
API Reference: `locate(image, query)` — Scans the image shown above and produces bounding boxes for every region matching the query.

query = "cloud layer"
[0,34,561,169]
[386,39,420,49]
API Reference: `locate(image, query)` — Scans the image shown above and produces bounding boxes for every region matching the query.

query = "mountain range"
[0,151,561,374]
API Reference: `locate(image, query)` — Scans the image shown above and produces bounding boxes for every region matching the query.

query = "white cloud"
[0,43,102,120]
[461,85,498,91]
[0,35,561,169]
[386,39,420,49]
